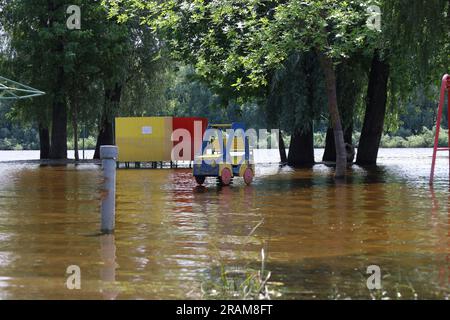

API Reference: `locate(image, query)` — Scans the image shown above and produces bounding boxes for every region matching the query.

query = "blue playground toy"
[193,123,255,186]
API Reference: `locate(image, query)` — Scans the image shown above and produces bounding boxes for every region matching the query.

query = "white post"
[100,146,118,234]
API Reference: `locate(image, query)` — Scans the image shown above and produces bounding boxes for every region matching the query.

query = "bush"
[406,135,427,148]
[314,132,326,148]
[13,144,23,151]
[377,127,447,148]
[381,135,407,148]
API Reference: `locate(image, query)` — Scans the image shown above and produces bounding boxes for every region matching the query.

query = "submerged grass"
[200,219,281,300]
[200,248,276,300]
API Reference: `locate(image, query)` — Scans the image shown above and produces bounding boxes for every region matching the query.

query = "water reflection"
[430,186,450,289]
[100,234,119,300]
[0,149,449,299]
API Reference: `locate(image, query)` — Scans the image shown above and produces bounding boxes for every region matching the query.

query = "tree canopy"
[105,0,379,91]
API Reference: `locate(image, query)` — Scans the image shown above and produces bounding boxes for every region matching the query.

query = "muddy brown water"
[0,149,449,299]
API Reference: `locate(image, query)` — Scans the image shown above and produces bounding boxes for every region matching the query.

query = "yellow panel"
[115,117,173,162]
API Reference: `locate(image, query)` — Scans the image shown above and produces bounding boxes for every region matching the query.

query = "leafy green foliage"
[0,1,170,156]
[0,101,39,150]
[381,0,449,128]
[104,0,378,93]
[380,127,448,148]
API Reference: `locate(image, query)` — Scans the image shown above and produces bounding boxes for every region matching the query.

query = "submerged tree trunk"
[94,84,122,159]
[356,51,390,166]
[38,123,50,159]
[323,126,353,162]
[317,52,347,179]
[279,130,287,164]
[287,127,315,167]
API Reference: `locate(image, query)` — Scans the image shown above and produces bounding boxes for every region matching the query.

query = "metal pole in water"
[100,145,118,234]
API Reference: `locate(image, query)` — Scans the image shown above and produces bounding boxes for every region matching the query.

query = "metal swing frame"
[0,76,45,100]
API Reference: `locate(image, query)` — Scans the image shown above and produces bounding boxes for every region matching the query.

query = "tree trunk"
[71,99,79,161]
[48,0,67,160]
[317,52,347,179]
[287,126,315,168]
[93,118,114,160]
[49,64,67,159]
[323,61,358,163]
[38,123,50,159]
[94,84,122,159]
[279,130,287,164]
[73,126,79,161]
[49,98,68,159]
[356,51,390,166]
[323,127,335,162]
[323,126,353,162]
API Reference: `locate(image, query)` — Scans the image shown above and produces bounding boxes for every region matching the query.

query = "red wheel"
[195,176,206,185]
[219,168,232,186]
[243,168,254,185]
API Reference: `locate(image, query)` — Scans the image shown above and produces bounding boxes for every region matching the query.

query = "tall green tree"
[268,52,327,167]
[322,54,368,162]
[105,0,378,178]
[1,0,118,159]
[91,18,166,159]
[1,1,167,159]
[0,0,58,158]
[357,0,449,165]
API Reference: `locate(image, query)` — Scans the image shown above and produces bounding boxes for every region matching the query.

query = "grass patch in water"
[200,220,282,300]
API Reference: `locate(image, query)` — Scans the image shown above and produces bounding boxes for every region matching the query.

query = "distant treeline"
[0,68,444,150]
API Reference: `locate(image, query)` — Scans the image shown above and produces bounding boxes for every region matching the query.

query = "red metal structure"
[430,74,450,184]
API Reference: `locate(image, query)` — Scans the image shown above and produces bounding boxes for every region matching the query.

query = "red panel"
[172,117,208,161]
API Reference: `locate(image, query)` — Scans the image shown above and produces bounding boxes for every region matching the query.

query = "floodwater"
[0,149,449,299]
